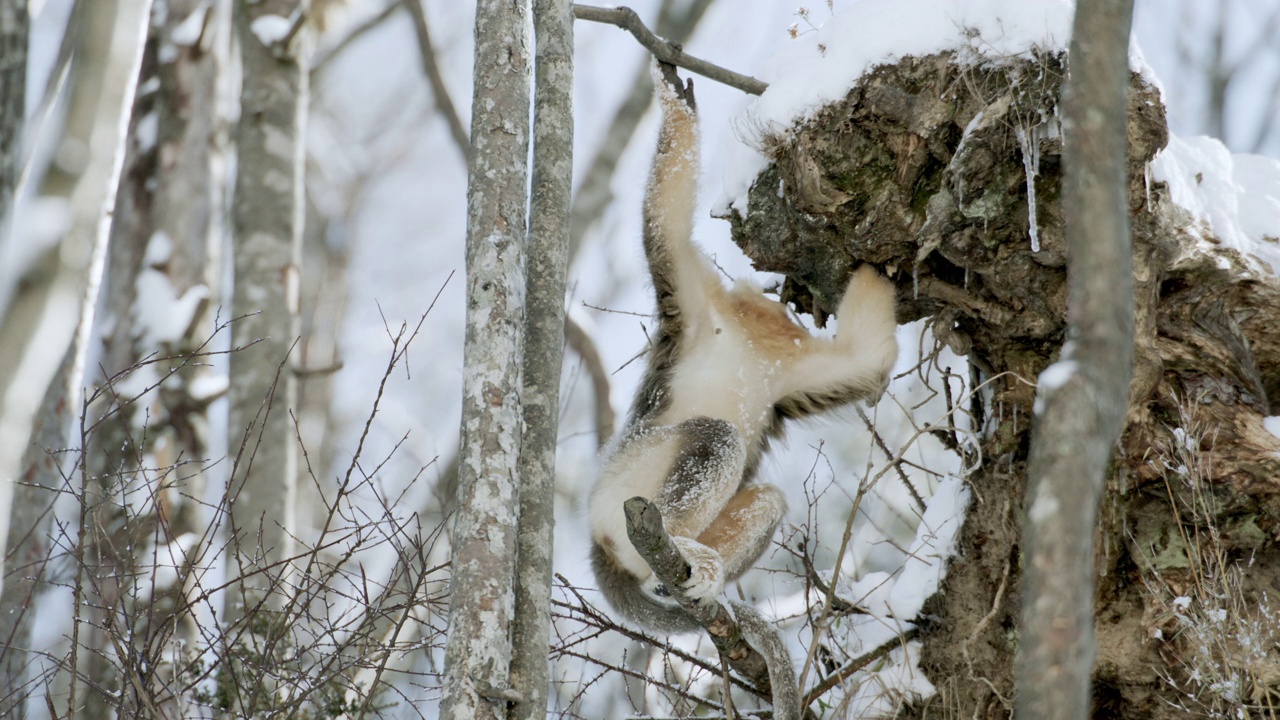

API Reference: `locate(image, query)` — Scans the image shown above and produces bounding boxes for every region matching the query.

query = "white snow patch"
[1028,491,1060,523]
[720,0,1156,213]
[1172,595,1192,610]
[136,111,159,153]
[133,270,209,348]
[1033,359,1077,415]
[1038,359,1078,392]
[171,4,208,46]
[188,372,229,402]
[250,14,292,46]
[144,231,173,266]
[1264,417,1280,440]
[1150,134,1280,276]
[888,475,971,618]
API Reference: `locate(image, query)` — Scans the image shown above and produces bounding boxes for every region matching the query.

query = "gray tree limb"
[623,496,799,712]
[1015,1,1136,718]
[509,2,574,717]
[438,0,532,717]
[404,0,470,163]
[571,4,766,96]
[0,0,24,242]
[563,314,614,447]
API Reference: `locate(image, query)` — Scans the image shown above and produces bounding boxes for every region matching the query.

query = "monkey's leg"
[697,484,786,581]
[648,416,747,599]
[651,417,746,537]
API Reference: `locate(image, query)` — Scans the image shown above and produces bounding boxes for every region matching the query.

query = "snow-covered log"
[721,1,1280,715]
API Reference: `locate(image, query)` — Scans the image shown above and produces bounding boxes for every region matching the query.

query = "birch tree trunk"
[0,0,23,237]
[0,0,130,581]
[226,0,308,620]
[509,1,573,717]
[1016,2,1135,718]
[73,2,224,714]
[0,0,30,708]
[438,0,532,717]
[0,4,151,715]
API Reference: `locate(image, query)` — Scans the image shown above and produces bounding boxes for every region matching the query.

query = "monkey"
[586,63,900,633]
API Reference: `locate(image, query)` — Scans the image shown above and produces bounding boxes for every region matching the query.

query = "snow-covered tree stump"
[726,43,1280,719]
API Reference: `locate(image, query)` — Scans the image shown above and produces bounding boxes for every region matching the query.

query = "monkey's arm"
[643,63,722,341]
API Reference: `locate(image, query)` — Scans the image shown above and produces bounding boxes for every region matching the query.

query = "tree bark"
[0,0,30,709]
[1016,2,1135,718]
[0,0,23,238]
[72,2,224,714]
[226,0,308,619]
[438,0,531,718]
[508,0,573,718]
[727,35,1280,717]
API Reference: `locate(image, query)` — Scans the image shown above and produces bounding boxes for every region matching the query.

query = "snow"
[1263,416,1280,440]
[136,111,159,154]
[250,14,292,46]
[718,0,1158,215]
[1150,134,1280,275]
[171,4,208,47]
[1034,358,1078,415]
[132,235,209,348]
[188,373,229,403]
[886,475,971,618]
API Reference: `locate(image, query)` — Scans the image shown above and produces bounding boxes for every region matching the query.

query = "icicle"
[913,266,919,299]
[1016,125,1041,252]
[964,266,970,288]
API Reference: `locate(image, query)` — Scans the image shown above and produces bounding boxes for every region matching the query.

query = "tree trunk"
[1016,2,1135,718]
[438,0,532,717]
[0,0,23,237]
[72,1,224,714]
[509,1,573,717]
[0,0,30,710]
[226,0,307,619]
[0,0,132,589]
[727,40,1280,718]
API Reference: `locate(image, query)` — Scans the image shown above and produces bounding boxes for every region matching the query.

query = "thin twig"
[801,628,919,706]
[571,4,767,95]
[564,314,615,447]
[857,407,927,511]
[310,0,403,75]
[404,0,471,161]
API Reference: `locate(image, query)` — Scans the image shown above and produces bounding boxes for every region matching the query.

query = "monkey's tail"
[590,542,701,634]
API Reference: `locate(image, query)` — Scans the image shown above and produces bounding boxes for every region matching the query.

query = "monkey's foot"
[670,536,725,600]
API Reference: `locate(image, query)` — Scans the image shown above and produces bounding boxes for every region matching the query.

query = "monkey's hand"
[669,536,725,600]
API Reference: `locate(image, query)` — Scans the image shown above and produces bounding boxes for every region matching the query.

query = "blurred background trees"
[0,0,1277,717]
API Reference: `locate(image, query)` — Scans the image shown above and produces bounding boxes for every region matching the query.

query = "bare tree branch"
[623,496,793,708]
[567,0,716,264]
[571,4,767,96]
[564,314,615,447]
[310,0,402,75]
[404,0,471,162]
